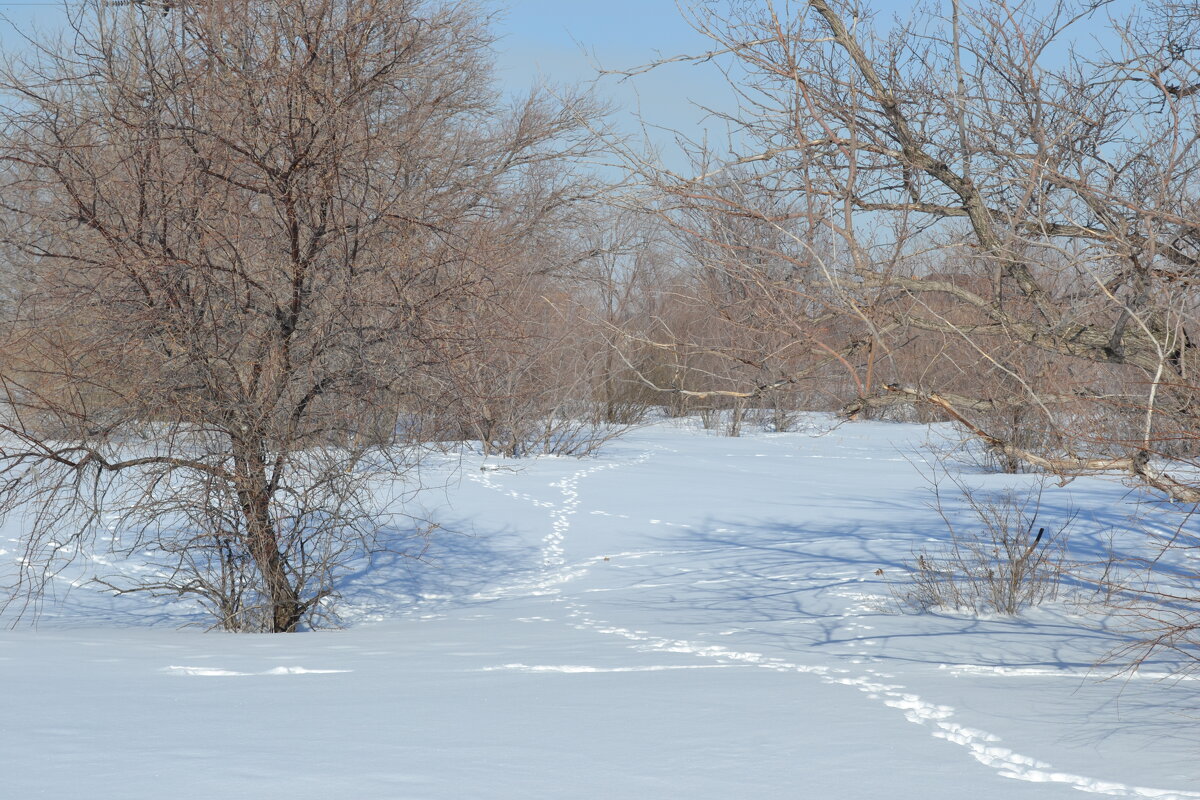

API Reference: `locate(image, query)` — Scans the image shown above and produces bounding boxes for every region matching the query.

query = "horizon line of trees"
[0,0,1199,637]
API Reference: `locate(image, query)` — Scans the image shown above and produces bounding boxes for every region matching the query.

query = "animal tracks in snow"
[558,599,1200,799]
[468,450,653,596]
[468,444,1200,800]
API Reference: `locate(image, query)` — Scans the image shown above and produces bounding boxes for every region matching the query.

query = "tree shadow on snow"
[611,512,1200,744]
[334,516,545,618]
[620,510,1193,680]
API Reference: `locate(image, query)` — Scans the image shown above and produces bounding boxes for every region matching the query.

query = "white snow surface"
[2,418,1199,798]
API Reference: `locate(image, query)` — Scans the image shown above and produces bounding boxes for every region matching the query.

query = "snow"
[2,418,1199,798]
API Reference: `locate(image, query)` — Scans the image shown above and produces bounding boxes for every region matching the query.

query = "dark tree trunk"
[234,436,304,632]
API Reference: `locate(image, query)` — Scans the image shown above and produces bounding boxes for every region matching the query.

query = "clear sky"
[492,1,742,159]
[486,0,1134,163]
[0,0,749,167]
[0,1,726,143]
[0,0,1127,164]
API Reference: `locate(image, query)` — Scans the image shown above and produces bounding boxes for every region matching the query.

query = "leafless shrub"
[897,477,1074,615]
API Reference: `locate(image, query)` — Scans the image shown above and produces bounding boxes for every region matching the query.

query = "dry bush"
[588,163,871,428]
[415,260,643,457]
[897,477,1074,615]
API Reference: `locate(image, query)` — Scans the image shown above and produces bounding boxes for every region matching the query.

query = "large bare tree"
[0,0,603,631]
[622,0,1200,496]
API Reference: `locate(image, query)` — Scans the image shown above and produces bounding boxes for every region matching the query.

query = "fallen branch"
[850,385,1200,504]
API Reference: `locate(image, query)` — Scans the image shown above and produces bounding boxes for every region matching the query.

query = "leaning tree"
[607,0,1200,673]
[621,0,1200,496]
[0,0,603,630]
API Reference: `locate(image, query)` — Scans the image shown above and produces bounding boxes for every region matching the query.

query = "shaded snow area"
[3,419,1200,798]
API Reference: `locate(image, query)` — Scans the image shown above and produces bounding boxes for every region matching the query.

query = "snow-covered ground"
[2,418,1199,799]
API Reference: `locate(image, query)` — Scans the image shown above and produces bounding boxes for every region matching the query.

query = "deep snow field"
[2,417,1200,799]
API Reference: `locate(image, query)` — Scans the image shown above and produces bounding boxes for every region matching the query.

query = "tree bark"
[233,435,303,633]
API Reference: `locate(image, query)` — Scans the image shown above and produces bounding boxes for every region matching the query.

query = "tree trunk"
[234,436,303,632]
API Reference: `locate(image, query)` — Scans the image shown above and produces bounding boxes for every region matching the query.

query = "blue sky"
[0,2,719,83]
[0,3,68,42]
[0,1,743,163]
[0,0,1129,161]
[0,1,724,135]
[492,1,738,156]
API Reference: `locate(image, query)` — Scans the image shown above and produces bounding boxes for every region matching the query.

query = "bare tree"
[0,0,603,631]
[617,0,1200,496]
[574,209,669,426]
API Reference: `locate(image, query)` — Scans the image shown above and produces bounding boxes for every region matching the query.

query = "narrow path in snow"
[472,445,1200,800]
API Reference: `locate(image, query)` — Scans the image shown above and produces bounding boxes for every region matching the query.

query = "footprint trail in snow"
[472,444,1200,800]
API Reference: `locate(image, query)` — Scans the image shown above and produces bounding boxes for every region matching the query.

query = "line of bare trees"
[615,0,1200,492]
[603,0,1200,667]
[4,0,1200,636]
